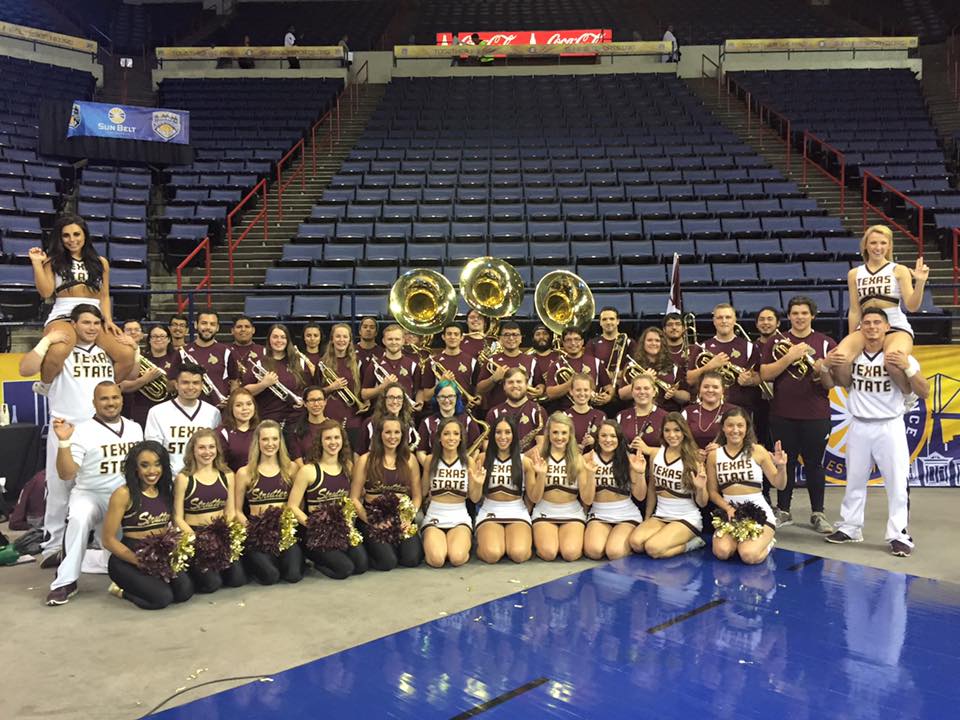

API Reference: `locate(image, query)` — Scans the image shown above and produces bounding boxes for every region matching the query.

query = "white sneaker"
[774,509,793,527]
[32,381,50,396]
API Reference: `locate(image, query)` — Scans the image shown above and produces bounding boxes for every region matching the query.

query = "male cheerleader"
[46,382,143,605]
[144,362,221,474]
[821,308,929,556]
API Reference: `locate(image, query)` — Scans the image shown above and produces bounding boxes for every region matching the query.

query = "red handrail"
[310,107,337,174]
[176,235,211,312]
[802,130,847,215]
[276,138,306,221]
[226,178,268,284]
[953,227,959,305]
[757,103,792,173]
[352,59,369,115]
[861,170,924,255]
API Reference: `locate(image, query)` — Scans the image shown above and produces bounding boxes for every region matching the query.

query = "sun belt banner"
[66,101,190,144]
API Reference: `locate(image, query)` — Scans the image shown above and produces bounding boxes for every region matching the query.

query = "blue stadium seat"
[309,267,354,287]
[762,217,806,238]
[245,295,292,319]
[365,243,406,264]
[530,241,570,264]
[576,264,622,287]
[654,240,697,262]
[612,239,655,263]
[737,239,781,260]
[280,244,323,266]
[354,266,399,288]
[757,261,806,285]
[264,268,308,289]
[696,239,739,261]
[489,222,526,241]
[407,243,446,265]
[489,204,523,222]
[623,264,666,287]
[804,261,851,285]
[824,236,861,260]
[732,291,782,315]
[412,222,450,242]
[685,291,731,315]
[323,244,365,264]
[108,244,148,267]
[374,223,411,242]
[448,242,488,263]
[781,237,828,261]
[296,223,336,242]
[714,262,759,286]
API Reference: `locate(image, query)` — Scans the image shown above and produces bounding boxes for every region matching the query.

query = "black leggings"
[189,560,247,594]
[357,522,423,570]
[243,545,304,585]
[107,554,194,610]
[304,545,369,579]
[769,416,832,513]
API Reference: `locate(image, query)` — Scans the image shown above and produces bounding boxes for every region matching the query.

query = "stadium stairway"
[687,76,960,341]
[919,43,960,162]
[155,83,386,325]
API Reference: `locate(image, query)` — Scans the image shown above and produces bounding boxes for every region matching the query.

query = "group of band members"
[23,216,929,607]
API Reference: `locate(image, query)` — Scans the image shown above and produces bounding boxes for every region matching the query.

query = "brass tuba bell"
[459,257,524,330]
[534,270,596,336]
[389,269,459,337]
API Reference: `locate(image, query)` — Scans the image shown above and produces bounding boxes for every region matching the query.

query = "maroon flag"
[666,252,682,314]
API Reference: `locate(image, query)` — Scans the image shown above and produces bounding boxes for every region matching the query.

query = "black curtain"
[38,100,194,166]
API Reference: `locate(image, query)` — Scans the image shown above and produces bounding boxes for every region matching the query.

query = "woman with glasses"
[354,381,419,457]
[285,386,328,467]
[415,380,484,466]
[120,324,180,427]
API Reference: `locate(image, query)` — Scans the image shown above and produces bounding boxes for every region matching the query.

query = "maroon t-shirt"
[561,407,608,448]
[218,425,253,472]
[586,335,636,368]
[485,398,547,452]
[123,348,180,427]
[476,352,540,409]
[644,361,685,413]
[354,416,419,455]
[544,352,611,411]
[615,405,668,448]
[760,330,836,420]
[421,351,478,396]
[183,341,237,405]
[360,353,422,399]
[355,343,383,373]
[459,335,485,360]
[285,419,325,462]
[229,343,265,379]
[416,413,483,455]
[318,355,365,430]
[242,356,309,425]
[687,336,760,411]
[682,402,736,449]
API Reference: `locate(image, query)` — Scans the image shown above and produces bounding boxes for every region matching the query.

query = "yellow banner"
[0,20,97,53]
[394,41,670,59]
[156,46,344,61]
[725,36,918,53]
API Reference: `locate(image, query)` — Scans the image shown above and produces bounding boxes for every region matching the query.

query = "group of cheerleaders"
[103,373,787,610]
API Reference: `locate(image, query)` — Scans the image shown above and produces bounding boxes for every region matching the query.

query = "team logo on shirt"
[208,356,218,365]
[520,414,529,425]
[822,387,930,486]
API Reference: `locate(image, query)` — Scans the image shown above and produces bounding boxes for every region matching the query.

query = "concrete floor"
[3,487,958,720]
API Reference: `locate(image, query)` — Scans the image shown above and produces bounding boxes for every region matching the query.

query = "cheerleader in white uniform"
[835,224,929,379]
[583,420,647,561]
[475,415,541,564]
[629,412,709,558]
[708,407,788,565]
[531,412,598,562]
[420,417,485,567]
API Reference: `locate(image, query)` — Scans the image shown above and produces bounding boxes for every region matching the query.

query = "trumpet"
[734,323,774,400]
[771,330,818,380]
[179,348,228,405]
[553,352,577,385]
[250,358,304,406]
[137,355,172,403]
[694,345,774,400]
[370,354,419,408]
[316,358,370,412]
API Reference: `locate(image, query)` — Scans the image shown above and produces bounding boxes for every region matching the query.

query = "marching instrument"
[605,333,630,387]
[467,417,490,456]
[460,257,524,367]
[316,358,370,412]
[734,323,774,400]
[370,354,418,408]
[137,355,172,402]
[250,358,304,406]
[534,270,595,338]
[681,312,700,360]
[179,348,228,405]
[771,330,818,380]
[617,354,677,395]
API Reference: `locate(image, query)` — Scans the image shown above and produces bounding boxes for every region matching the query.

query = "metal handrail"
[175,236,211,312]
[276,138,306,220]
[802,130,847,215]
[861,170,924,255]
[226,179,268,284]
[953,228,958,304]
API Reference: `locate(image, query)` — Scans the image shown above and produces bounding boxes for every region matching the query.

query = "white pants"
[838,416,913,547]
[41,429,74,557]
[51,488,111,590]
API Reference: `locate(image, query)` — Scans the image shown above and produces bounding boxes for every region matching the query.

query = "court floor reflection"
[152,549,960,719]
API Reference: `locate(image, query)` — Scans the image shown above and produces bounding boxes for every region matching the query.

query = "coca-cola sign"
[436,29,613,47]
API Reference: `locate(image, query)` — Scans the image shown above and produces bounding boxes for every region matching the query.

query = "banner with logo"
[436,29,613,47]
[66,101,190,145]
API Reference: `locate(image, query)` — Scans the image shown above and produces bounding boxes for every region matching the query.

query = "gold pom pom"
[398,495,418,539]
[341,497,364,547]
[171,532,195,574]
[711,514,735,539]
[228,520,247,563]
[279,508,298,552]
[731,518,764,543]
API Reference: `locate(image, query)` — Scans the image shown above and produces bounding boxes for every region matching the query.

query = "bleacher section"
[156,77,342,267]
[240,74,952,334]
[0,0,60,33]
[646,0,863,45]
[729,69,959,255]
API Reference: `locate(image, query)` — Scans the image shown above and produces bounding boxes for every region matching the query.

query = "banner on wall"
[66,101,190,145]
[436,29,613,47]
[1,346,958,485]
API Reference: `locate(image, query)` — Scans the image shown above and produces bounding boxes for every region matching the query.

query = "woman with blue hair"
[415,379,485,466]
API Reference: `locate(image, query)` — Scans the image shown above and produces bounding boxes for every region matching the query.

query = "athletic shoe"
[45,582,78,606]
[107,582,124,599]
[825,530,862,544]
[774,509,793,528]
[810,512,835,534]
[684,536,707,552]
[39,551,62,570]
[32,381,50,397]
[890,540,912,557]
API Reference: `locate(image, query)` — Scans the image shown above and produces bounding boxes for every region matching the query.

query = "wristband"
[58,440,71,449]
[904,365,918,379]
[34,337,52,359]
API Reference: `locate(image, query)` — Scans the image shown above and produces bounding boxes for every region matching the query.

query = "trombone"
[605,333,630,387]
[467,417,490,456]
[315,358,370,412]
